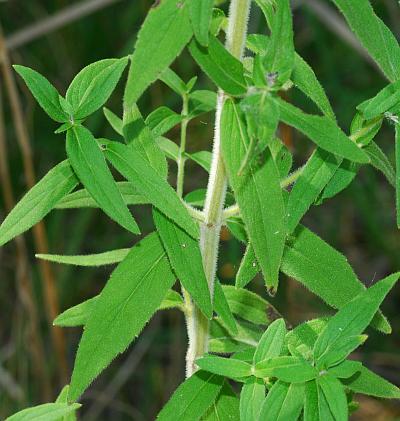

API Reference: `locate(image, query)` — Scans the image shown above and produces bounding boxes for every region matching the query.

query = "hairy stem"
[185,0,251,377]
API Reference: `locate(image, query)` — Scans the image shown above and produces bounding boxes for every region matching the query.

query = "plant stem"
[185,0,251,377]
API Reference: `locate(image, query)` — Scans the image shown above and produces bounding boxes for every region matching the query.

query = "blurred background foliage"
[0,0,399,419]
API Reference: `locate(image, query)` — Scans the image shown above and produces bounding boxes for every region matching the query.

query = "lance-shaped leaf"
[66,58,128,119]
[203,381,240,421]
[330,0,400,82]
[153,209,212,318]
[13,65,68,122]
[292,54,335,119]
[69,233,175,401]
[146,106,184,136]
[396,124,400,228]
[357,80,400,119]
[36,248,130,267]
[253,318,286,364]
[313,272,399,366]
[213,280,238,335]
[317,374,348,421]
[222,285,281,326]
[66,126,140,235]
[196,355,252,379]
[235,244,259,288]
[258,381,305,421]
[189,90,217,118]
[0,160,78,247]
[304,381,319,421]
[123,104,168,179]
[276,99,369,164]
[189,0,214,46]
[189,37,247,96]
[104,140,198,239]
[55,386,77,421]
[263,0,294,86]
[160,67,188,96]
[281,225,390,333]
[103,107,123,135]
[328,360,362,379]
[157,371,224,421]
[221,99,286,292]
[365,141,396,188]
[240,378,265,421]
[287,148,341,233]
[56,181,147,209]
[54,296,97,327]
[6,403,81,421]
[342,365,400,399]
[125,0,193,106]
[255,356,317,382]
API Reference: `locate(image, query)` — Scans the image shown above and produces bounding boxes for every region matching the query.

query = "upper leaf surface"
[66,58,128,119]
[6,403,81,421]
[189,0,214,46]
[13,65,68,122]
[125,0,193,107]
[69,233,175,400]
[66,126,140,234]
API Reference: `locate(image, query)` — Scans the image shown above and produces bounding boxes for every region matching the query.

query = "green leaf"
[396,124,400,227]
[157,136,179,161]
[214,280,238,335]
[357,80,400,119]
[287,149,341,232]
[258,381,304,421]
[342,365,400,399]
[146,106,184,136]
[286,318,329,361]
[104,140,198,239]
[330,0,400,82]
[239,378,265,421]
[270,137,293,179]
[160,67,188,96]
[6,403,81,421]
[36,248,129,267]
[364,141,396,187]
[157,371,224,421]
[189,0,213,46]
[55,386,76,421]
[253,318,286,364]
[313,272,399,366]
[320,335,367,368]
[328,360,362,379]
[222,285,281,326]
[123,104,168,179]
[188,90,217,118]
[103,107,123,135]
[276,98,370,164]
[221,99,286,292]
[184,188,207,207]
[203,381,240,421]
[187,151,212,172]
[125,0,193,106]
[263,0,294,86]
[318,374,348,421]
[304,381,319,421]
[0,160,78,247]
[158,290,185,311]
[13,65,68,122]
[255,356,317,382]
[281,225,390,333]
[54,296,97,327]
[66,125,140,235]
[66,58,128,119]
[189,37,247,96]
[196,355,252,379]
[153,209,212,318]
[317,160,358,204]
[69,233,175,400]
[235,244,259,288]
[55,181,147,209]
[292,54,335,119]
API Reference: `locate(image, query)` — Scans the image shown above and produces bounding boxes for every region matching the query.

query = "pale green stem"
[185,0,251,377]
